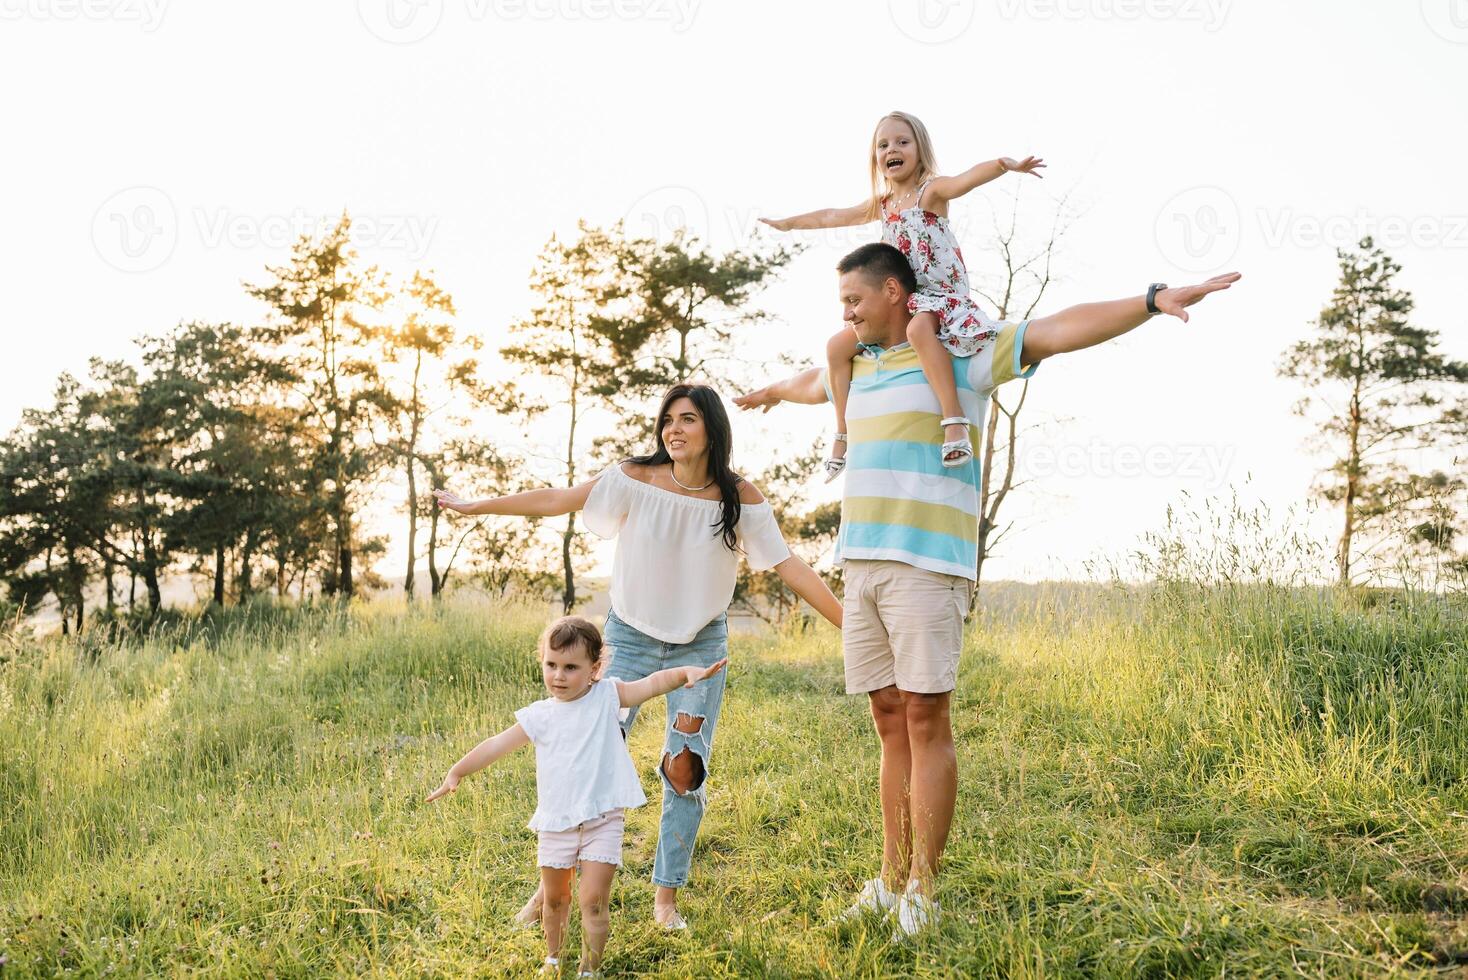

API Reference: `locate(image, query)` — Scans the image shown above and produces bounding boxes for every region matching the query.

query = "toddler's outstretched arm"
[426,723,531,802]
[761,201,871,231]
[616,660,729,709]
[926,156,1045,205]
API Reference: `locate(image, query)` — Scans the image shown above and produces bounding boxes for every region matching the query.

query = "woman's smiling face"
[661,396,708,465]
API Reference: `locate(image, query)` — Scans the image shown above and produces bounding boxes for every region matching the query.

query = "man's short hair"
[837,242,917,295]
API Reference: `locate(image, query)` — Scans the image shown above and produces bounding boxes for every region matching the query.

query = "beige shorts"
[842,559,973,695]
[537,810,625,869]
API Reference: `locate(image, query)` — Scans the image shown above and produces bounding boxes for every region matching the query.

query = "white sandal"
[824,432,849,483]
[940,416,973,468]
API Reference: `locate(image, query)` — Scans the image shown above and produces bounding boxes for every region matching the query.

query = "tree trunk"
[213,540,227,606]
[137,488,162,613]
[239,527,257,600]
[1338,386,1363,584]
[103,554,116,615]
[561,512,576,614]
[427,486,443,598]
[404,455,418,600]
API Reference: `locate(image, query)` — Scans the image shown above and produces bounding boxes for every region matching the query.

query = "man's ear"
[884,276,904,305]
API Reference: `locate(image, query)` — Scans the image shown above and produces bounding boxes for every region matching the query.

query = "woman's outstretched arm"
[433,477,600,518]
[774,555,843,629]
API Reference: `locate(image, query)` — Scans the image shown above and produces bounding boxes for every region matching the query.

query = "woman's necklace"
[669,465,712,493]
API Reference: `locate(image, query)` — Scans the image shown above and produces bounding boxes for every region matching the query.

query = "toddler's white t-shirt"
[514,679,647,832]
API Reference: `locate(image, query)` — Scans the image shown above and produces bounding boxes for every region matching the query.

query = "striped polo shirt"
[821,320,1037,580]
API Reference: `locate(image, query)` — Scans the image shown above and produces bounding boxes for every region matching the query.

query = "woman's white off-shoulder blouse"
[581,463,791,644]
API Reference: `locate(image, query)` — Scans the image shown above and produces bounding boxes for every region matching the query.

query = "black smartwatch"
[1146,282,1167,315]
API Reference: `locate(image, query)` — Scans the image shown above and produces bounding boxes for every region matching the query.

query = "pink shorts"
[537,810,625,869]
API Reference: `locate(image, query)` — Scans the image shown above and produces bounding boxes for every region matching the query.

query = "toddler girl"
[427,615,727,976]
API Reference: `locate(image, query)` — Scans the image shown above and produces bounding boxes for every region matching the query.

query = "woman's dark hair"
[628,383,743,551]
[540,615,604,665]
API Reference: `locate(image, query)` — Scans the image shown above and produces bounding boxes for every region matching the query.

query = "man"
[736,242,1239,935]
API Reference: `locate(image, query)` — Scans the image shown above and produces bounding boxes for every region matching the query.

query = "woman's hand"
[425,771,461,803]
[681,658,728,687]
[733,385,782,413]
[432,488,473,514]
[758,217,792,232]
[999,156,1046,178]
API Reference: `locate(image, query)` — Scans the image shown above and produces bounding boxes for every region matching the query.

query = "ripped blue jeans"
[602,608,727,889]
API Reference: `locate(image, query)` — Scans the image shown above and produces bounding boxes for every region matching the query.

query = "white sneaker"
[841,878,898,920]
[894,883,939,938]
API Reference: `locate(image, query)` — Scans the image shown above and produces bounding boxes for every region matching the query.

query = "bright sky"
[3,0,1465,585]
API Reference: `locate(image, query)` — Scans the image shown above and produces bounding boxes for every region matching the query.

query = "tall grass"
[2,577,1466,976]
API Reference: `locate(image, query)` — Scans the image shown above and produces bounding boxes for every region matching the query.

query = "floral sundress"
[882,179,999,358]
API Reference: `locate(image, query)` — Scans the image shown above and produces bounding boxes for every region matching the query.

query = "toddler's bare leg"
[540,867,575,967]
[576,861,617,973]
[825,328,859,462]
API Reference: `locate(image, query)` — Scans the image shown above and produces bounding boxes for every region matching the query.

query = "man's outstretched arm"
[1021,273,1241,364]
[733,367,829,413]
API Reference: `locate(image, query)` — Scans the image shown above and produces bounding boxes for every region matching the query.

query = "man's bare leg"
[869,686,913,891]
[902,690,957,896]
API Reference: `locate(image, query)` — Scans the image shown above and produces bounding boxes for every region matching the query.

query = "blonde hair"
[538,615,604,665]
[865,111,941,223]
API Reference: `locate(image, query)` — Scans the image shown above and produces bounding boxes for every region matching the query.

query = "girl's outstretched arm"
[761,201,871,231]
[926,156,1046,204]
[426,723,532,801]
[616,660,728,709]
[774,555,843,629]
[433,477,599,518]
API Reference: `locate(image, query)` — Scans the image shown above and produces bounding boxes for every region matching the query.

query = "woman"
[434,383,842,930]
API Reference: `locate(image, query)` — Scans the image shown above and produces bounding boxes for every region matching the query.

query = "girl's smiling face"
[661,396,708,467]
[541,641,597,701]
[874,117,919,185]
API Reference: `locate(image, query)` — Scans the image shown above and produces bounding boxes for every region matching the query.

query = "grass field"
[3,579,1468,977]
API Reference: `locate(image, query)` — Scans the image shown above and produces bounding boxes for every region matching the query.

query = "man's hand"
[733,386,782,413]
[425,771,461,803]
[1000,156,1046,178]
[1155,273,1242,323]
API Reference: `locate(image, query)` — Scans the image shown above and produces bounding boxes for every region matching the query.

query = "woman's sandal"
[824,432,849,483]
[940,416,973,468]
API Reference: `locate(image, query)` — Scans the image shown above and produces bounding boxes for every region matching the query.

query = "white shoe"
[894,882,938,937]
[841,878,898,920]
